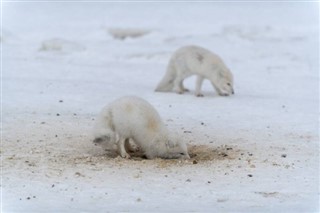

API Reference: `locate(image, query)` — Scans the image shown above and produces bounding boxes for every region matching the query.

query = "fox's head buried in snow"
[165,137,190,159]
[146,132,190,160]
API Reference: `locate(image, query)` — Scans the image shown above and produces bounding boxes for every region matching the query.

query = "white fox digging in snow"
[155,45,234,97]
[92,96,190,160]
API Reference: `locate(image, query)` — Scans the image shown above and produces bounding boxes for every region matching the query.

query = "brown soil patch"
[188,145,238,161]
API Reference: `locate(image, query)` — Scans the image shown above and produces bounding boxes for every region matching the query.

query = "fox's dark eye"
[227,83,231,86]
[180,153,185,155]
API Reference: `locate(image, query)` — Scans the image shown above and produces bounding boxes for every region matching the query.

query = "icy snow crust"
[2,2,319,212]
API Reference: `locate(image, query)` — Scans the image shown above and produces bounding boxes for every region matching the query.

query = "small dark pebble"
[248,153,253,156]
[55,135,58,138]
[41,122,46,124]
[56,113,60,116]
[186,179,191,182]
[226,147,233,151]
[27,197,31,200]
[193,160,198,164]
[59,100,63,103]
[208,181,211,184]
[183,131,192,133]
[52,184,55,188]
[201,122,204,125]
[248,174,253,177]
[209,141,213,144]
[281,154,287,158]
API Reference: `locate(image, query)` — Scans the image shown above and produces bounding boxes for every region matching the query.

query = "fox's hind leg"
[125,139,140,152]
[118,138,131,159]
[172,78,184,94]
[179,81,189,92]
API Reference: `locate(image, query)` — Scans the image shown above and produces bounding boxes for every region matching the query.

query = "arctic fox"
[93,96,190,159]
[155,45,234,97]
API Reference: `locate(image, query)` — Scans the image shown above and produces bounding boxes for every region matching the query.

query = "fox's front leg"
[117,138,131,159]
[195,76,204,97]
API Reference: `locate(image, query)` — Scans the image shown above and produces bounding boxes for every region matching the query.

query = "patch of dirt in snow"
[2,116,243,179]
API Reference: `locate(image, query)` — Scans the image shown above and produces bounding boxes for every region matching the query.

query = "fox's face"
[169,141,190,159]
[214,69,234,96]
[217,80,234,96]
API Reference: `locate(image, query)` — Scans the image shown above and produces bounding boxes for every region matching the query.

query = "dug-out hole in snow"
[47,144,242,170]
[98,144,239,164]
[188,145,238,161]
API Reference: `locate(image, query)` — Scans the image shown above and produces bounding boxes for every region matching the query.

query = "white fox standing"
[93,96,190,159]
[155,45,234,97]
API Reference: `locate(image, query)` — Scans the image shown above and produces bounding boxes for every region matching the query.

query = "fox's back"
[109,96,163,136]
[172,46,218,73]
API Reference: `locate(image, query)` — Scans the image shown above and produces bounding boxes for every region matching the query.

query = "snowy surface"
[2,2,319,212]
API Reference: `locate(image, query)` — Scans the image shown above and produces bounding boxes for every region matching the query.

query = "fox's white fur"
[93,96,190,159]
[155,45,234,97]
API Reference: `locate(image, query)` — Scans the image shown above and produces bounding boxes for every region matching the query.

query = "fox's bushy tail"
[155,61,176,92]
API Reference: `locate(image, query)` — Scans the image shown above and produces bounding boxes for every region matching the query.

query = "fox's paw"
[120,152,131,159]
[173,87,184,94]
[219,93,230,96]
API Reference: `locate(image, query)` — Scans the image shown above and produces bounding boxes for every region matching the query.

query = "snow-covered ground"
[2,2,319,212]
